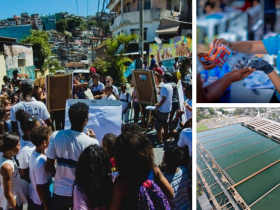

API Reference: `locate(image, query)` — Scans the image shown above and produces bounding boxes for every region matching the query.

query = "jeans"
[122,109,130,123]
[52,194,73,210]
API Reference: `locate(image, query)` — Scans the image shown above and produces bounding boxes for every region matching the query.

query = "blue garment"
[149,58,156,70]
[262,35,280,70]
[124,60,136,78]
[262,35,280,100]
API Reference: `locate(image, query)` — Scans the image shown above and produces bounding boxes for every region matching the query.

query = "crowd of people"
[0,56,192,209]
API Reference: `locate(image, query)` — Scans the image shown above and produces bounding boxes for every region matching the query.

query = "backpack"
[138,180,171,210]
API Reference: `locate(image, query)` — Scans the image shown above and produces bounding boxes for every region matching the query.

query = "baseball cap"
[21,79,34,89]
[153,67,164,76]
[90,67,96,73]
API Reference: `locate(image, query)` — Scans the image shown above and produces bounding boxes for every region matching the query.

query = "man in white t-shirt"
[178,119,192,168]
[29,126,52,209]
[45,102,99,210]
[10,79,52,136]
[119,83,132,123]
[155,72,173,144]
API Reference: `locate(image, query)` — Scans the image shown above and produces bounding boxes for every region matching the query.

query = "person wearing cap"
[155,72,173,144]
[89,73,105,99]
[159,61,167,72]
[10,79,52,136]
[153,66,164,102]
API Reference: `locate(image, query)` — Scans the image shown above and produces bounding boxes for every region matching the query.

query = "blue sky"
[0,0,109,19]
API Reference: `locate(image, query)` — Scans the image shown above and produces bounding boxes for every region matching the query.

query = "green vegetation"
[197,124,209,133]
[20,30,52,72]
[91,33,137,85]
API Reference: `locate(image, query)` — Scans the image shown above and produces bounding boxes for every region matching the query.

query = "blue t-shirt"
[262,35,280,70]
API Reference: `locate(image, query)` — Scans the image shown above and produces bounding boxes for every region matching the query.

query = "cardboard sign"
[46,74,73,112]
[132,70,158,105]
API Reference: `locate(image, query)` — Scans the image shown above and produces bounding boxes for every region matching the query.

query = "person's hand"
[212,38,231,48]
[250,60,274,74]
[227,66,256,83]
[197,53,218,70]
[155,103,160,111]
[86,129,96,138]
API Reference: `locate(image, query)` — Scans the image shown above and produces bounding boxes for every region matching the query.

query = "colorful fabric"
[138,180,170,210]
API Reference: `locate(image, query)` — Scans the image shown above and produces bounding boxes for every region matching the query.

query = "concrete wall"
[4,44,34,69]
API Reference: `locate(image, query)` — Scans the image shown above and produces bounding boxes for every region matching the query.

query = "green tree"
[91,33,137,85]
[56,19,67,33]
[66,17,85,32]
[208,108,215,115]
[20,30,52,72]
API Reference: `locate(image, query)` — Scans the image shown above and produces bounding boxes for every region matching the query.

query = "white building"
[223,108,236,113]
[215,111,222,115]
[107,0,182,43]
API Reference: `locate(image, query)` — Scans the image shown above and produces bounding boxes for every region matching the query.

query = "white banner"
[65,99,122,144]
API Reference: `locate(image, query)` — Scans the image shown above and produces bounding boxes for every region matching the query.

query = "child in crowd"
[110,132,174,209]
[74,145,113,210]
[15,109,40,182]
[0,133,27,209]
[0,106,8,134]
[102,85,116,100]
[119,83,132,124]
[163,146,191,210]
[102,133,117,176]
[29,126,52,210]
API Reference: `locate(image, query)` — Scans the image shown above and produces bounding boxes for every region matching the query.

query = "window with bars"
[18,59,26,67]
[167,0,172,10]
[138,0,151,10]
[130,28,148,40]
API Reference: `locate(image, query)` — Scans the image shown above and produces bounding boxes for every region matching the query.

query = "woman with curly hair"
[73,145,113,210]
[110,133,174,209]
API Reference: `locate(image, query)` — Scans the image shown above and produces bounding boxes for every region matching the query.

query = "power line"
[76,0,79,15]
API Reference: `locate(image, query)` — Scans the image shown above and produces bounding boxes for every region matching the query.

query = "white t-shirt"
[113,85,119,98]
[156,82,164,102]
[158,83,173,113]
[102,94,116,100]
[29,151,51,205]
[173,61,180,72]
[178,128,192,157]
[46,129,99,197]
[185,99,192,121]
[10,100,50,136]
[160,65,167,72]
[16,138,35,169]
[120,92,132,112]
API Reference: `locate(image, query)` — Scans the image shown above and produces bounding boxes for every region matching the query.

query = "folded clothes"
[244,71,274,89]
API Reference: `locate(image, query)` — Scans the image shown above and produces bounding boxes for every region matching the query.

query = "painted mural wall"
[4,44,35,79]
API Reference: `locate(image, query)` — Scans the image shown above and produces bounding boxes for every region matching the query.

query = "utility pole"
[139,0,144,57]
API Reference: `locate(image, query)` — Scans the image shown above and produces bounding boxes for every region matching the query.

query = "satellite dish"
[155,37,162,44]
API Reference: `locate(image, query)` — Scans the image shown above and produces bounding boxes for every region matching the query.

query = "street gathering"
[0,37,192,210]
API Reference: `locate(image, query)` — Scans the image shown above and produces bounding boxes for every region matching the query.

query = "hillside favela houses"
[0,36,35,86]
[107,0,192,62]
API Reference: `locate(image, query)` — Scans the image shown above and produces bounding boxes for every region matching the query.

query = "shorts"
[154,112,169,130]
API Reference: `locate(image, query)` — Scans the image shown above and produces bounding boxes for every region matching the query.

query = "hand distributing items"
[232,57,274,75]
[203,43,232,68]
